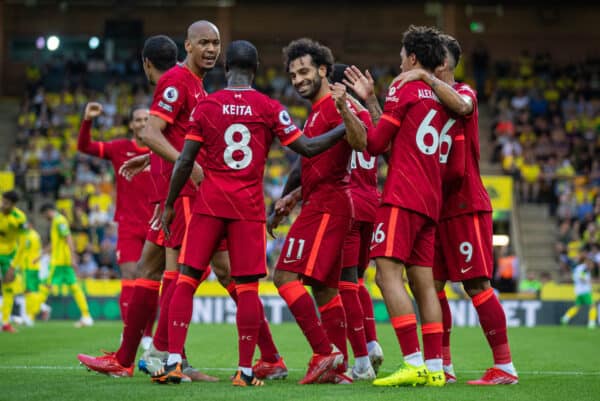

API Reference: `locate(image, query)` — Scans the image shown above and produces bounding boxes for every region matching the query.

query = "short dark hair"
[2,190,19,204]
[225,40,259,73]
[39,203,55,213]
[142,35,178,72]
[440,34,462,68]
[282,38,334,76]
[330,63,349,84]
[402,25,445,71]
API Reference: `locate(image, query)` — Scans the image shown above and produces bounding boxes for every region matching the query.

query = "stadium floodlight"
[492,235,510,247]
[35,36,45,50]
[47,35,60,51]
[89,36,100,50]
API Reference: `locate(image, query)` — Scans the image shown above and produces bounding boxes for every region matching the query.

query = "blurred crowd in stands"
[490,51,600,282]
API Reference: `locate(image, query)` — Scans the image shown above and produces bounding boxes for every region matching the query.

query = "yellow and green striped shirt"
[50,213,72,267]
[0,207,27,255]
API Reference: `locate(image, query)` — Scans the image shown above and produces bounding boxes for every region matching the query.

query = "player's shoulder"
[454,82,477,98]
[385,80,424,104]
[11,207,27,221]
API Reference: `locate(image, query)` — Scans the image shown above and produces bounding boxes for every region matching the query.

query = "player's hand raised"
[84,102,103,120]
[330,83,348,111]
[343,66,375,101]
[119,154,150,181]
[161,204,175,239]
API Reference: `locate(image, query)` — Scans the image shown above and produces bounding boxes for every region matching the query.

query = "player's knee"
[434,279,446,293]
[463,277,490,298]
[340,266,358,283]
[313,285,338,306]
[179,265,205,281]
[120,263,137,280]
[375,268,388,291]
[273,269,292,289]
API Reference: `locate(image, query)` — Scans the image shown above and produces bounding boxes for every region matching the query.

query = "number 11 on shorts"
[285,237,305,261]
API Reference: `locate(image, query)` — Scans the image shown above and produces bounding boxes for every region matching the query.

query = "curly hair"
[282,38,334,76]
[440,34,462,69]
[142,35,178,72]
[402,25,445,71]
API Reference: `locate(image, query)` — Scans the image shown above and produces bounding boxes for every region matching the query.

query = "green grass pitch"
[1,322,599,401]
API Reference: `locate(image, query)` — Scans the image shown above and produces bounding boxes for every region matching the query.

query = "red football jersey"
[367,80,455,222]
[301,93,371,217]
[77,120,153,227]
[349,150,379,222]
[186,88,302,221]
[441,83,492,220]
[149,63,206,202]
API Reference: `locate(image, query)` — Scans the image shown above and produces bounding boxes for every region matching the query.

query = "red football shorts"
[342,220,374,272]
[116,223,147,264]
[369,205,436,267]
[146,224,165,247]
[164,196,193,249]
[180,213,265,278]
[275,206,352,288]
[433,212,493,282]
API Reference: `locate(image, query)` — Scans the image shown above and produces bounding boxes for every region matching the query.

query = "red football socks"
[119,279,135,325]
[339,281,368,357]
[278,280,332,355]
[421,322,443,361]
[358,278,378,343]
[153,270,179,351]
[116,279,160,367]
[143,304,157,337]
[319,294,348,362]
[167,274,200,355]
[391,314,421,357]
[227,281,279,363]
[472,288,512,364]
[437,290,453,365]
[235,283,262,368]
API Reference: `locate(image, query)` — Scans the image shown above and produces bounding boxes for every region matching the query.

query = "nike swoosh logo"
[370,245,379,251]
[461,266,473,274]
[126,152,136,156]
[282,258,297,264]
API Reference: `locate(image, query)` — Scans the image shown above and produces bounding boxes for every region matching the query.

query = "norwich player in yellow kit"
[40,203,93,327]
[13,223,49,324]
[1,191,27,333]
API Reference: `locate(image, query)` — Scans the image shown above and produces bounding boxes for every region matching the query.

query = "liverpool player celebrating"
[270,38,370,384]
[343,26,449,386]
[78,33,215,381]
[77,102,155,342]
[393,34,518,385]
[159,39,356,387]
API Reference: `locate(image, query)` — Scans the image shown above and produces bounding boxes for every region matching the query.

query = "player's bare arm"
[161,139,202,237]
[344,65,382,124]
[286,123,346,157]
[395,68,473,116]
[331,82,367,150]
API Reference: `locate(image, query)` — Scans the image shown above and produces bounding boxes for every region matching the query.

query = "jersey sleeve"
[456,84,477,119]
[443,124,466,183]
[150,75,187,125]
[77,119,117,160]
[185,101,208,143]
[57,219,71,238]
[270,100,302,146]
